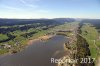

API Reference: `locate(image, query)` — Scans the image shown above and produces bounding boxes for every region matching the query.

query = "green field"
[81,23,100,58]
[0,34,8,41]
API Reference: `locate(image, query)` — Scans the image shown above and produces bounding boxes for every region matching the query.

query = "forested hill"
[80,19,100,29]
[0,18,76,26]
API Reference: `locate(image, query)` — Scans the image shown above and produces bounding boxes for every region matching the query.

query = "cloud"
[19,0,39,8]
[0,4,20,10]
[19,0,50,13]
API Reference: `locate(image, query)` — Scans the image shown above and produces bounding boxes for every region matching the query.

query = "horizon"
[0,17,100,20]
[0,0,100,19]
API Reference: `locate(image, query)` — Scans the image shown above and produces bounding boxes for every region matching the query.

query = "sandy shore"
[27,35,54,45]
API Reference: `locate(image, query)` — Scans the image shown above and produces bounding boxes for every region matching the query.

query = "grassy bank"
[81,23,100,58]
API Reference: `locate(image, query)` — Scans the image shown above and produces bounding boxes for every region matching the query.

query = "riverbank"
[0,35,69,66]
[0,35,54,56]
[27,35,54,45]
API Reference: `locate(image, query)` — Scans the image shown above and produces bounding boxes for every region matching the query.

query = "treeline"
[0,24,39,34]
[76,27,95,66]
[0,22,58,34]
[21,31,37,38]
[0,19,61,26]
[0,18,76,26]
[80,19,100,29]
[0,33,15,43]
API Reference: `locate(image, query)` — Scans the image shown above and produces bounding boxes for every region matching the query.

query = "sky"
[0,0,100,19]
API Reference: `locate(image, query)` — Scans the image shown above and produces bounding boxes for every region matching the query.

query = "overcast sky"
[0,0,100,19]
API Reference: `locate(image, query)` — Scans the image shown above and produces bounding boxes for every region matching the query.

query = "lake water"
[0,35,68,66]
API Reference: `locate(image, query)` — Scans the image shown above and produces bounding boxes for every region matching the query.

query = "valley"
[0,18,100,66]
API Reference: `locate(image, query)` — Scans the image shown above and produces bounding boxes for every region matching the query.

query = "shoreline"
[27,35,54,45]
[0,35,54,56]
